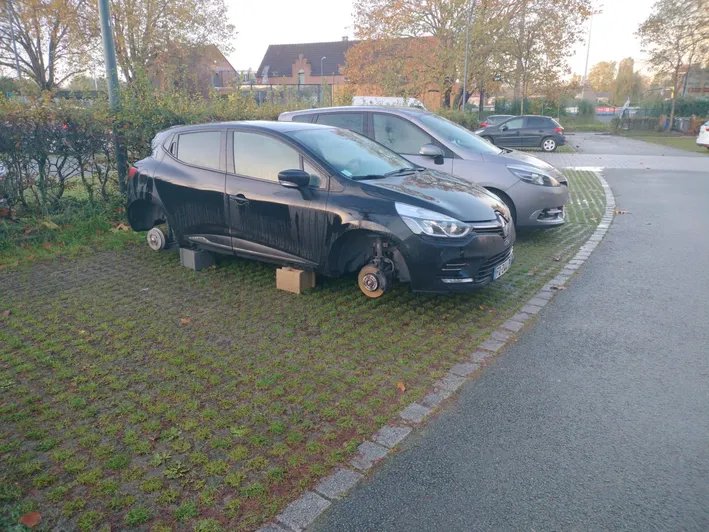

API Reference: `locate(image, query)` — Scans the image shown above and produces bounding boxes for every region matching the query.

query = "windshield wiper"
[350,174,389,181]
[384,167,421,177]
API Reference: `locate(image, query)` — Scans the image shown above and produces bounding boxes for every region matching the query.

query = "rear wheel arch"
[127,199,166,232]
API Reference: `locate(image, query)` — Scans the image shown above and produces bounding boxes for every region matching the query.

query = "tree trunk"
[669,66,680,134]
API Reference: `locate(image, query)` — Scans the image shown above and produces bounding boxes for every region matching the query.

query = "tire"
[147,227,167,251]
[482,136,495,145]
[357,264,390,299]
[541,137,557,152]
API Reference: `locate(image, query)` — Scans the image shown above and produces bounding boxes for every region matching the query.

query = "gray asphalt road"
[567,132,705,157]
[312,168,709,532]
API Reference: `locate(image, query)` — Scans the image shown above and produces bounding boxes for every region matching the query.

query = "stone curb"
[262,169,615,532]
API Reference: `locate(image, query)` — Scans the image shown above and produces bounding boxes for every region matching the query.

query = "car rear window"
[526,116,549,128]
[291,114,313,123]
[176,131,222,170]
[315,113,365,135]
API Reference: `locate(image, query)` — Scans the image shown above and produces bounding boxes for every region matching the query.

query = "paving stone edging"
[260,170,616,532]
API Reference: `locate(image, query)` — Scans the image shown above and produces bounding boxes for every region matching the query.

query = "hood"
[360,169,505,222]
[481,149,566,181]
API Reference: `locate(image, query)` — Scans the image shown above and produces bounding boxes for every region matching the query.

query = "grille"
[474,247,513,283]
[474,226,505,238]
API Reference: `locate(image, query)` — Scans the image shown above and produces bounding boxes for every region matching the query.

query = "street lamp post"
[320,56,326,104]
[97,0,127,192]
[461,1,473,112]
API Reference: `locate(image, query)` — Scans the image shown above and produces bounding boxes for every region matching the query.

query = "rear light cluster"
[480,122,490,128]
[128,166,138,179]
[554,127,564,134]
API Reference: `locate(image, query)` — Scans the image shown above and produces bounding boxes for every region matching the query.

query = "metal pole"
[6,0,22,80]
[461,1,472,111]
[97,0,127,193]
[582,15,593,88]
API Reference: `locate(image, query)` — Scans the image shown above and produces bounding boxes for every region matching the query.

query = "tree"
[612,57,635,105]
[587,61,616,93]
[109,0,236,84]
[507,0,592,114]
[0,0,96,91]
[637,0,709,129]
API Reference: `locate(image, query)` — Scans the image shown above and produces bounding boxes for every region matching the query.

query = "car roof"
[162,121,334,135]
[281,106,432,118]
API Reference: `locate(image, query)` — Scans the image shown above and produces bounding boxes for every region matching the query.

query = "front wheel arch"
[327,230,409,281]
[485,187,517,226]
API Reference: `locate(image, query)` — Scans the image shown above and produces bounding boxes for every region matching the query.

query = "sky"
[227,0,655,76]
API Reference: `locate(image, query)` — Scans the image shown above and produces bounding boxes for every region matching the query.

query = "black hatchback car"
[127,122,515,297]
[476,115,566,152]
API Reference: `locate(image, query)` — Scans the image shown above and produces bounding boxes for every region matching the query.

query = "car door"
[153,129,230,250]
[494,117,525,147]
[226,130,331,267]
[370,112,453,174]
[523,116,548,147]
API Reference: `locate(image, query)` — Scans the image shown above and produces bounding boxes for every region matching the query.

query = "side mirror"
[419,143,445,165]
[501,125,508,131]
[278,169,310,188]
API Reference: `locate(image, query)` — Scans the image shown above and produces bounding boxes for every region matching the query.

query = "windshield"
[287,127,415,179]
[418,114,502,155]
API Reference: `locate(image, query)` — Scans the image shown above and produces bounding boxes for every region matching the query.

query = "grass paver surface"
[0,170,604,531]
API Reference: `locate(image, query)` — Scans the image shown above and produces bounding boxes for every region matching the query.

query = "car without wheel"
[279,107,569,227]
[127,121,515,298]
[475,115,566,153]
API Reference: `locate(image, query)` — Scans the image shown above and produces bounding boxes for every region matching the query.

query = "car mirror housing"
[501,125,508,131]
[419,144,445,165]
[278,169,311,188]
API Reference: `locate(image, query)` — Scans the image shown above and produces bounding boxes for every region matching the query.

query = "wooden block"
[276,267,316,294]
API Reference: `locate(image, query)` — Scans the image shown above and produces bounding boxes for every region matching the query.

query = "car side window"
[303,160,326,189]
[176,131,222,170]
[233,132,301,182]
[526,117,547,128]
[503,118,524,130]
[292,115,313,123]
[315,113,365,135]
[372,113,434,154]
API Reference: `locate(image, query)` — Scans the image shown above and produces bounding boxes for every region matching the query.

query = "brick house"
[256,39,355,85]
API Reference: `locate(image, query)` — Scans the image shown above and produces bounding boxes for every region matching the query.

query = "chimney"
[342,36,348,41]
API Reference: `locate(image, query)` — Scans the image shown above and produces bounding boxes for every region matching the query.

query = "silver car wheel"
[542,138,557,152]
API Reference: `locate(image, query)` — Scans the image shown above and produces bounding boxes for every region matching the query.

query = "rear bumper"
[398,226,516,293]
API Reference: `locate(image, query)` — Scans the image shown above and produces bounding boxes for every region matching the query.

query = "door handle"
[229,193,249,205]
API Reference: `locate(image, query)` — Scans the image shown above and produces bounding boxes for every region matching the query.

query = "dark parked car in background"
[127,122,515,298]
[476,116,566,152]
[478,115,515,128]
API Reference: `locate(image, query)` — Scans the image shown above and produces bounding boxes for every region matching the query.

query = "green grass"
[617,131,709,154]
[0,171,605,530]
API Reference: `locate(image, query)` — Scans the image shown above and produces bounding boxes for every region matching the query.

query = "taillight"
[128,166,138,179]
[554,127,564,134]
[480,122,490,127]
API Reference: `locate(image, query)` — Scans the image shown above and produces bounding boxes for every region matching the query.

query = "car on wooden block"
[126,121,515,298]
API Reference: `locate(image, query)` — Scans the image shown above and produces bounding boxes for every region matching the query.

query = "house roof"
[257,40,358,78]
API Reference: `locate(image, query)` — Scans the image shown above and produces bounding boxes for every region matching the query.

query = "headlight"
[395,203,472,238]
[507,165,560,187]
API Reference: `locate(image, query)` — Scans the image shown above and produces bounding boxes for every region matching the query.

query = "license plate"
[493,252,513,280]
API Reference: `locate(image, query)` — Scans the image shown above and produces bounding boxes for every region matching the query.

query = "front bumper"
[506,179,570,228]
[398,225,516,293]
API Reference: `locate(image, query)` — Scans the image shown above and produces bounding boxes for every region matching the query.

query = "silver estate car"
[279,106,569,228]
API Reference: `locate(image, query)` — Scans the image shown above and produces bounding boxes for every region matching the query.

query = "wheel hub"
[361,272,380,292]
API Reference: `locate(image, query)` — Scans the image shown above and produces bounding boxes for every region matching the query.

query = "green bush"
[436,109,479,131]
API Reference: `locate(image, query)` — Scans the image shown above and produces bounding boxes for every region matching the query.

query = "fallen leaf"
[1,309,10,317]
[40,221,60,230]
[614,210,630,215]
[27,254,35,261]
[479,305,485,310]
[527,268,537,276]
[208,264,217,271]
[179,317,192,326]
[111,222,131,232]
[397,381,406,392]
[42,242,52,249]
[550,285,566,291]
[19,512,41,528]
[553,256,561,261]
